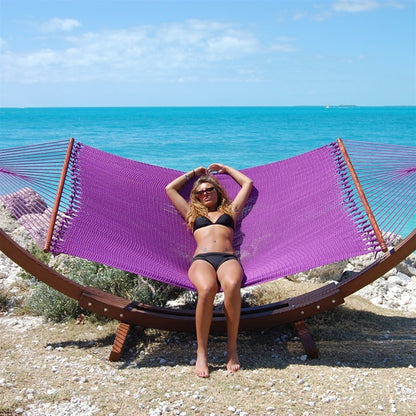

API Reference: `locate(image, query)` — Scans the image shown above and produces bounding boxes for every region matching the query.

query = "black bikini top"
[193,213,235,232]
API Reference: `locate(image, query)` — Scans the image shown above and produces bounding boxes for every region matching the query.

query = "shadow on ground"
[46,300,416,373]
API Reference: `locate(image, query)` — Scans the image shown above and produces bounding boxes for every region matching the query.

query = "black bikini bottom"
[192,252,239,271]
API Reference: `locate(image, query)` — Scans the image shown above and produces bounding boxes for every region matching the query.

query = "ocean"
[0,106,415,235]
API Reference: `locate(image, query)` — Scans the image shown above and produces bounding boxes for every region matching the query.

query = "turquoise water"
[1,106,415,170]
[1,106,415,235]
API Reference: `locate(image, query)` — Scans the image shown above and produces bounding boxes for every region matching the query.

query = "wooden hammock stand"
[1,137,415,361]
[1,227,415,361]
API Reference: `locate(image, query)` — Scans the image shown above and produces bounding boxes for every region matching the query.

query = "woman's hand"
[194,166,208,176]
[208,163,227,174]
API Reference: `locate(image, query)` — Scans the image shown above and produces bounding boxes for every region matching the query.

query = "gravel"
[1,306,415,415]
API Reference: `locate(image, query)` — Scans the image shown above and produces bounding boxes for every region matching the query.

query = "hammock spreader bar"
[44,137,74,252]
[337,138,388,252]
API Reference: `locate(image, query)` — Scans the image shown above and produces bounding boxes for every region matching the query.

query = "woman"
[165,163,253,378]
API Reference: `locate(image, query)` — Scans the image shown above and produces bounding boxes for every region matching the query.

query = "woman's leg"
[217,260,243,373]
[188,260,218,378]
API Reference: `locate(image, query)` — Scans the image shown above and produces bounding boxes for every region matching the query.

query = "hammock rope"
[343,140,416,243]
[337,139,387,251]
[0,140,76,246]
[1,139,415,290]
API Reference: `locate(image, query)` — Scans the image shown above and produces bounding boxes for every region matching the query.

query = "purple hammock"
[1,139,415,291]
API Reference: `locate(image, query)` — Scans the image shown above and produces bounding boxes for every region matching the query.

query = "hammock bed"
[0,138,415,360]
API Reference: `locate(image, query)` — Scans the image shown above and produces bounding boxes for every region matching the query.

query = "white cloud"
[332,0,380,13]
[271,37,298,53]
[40,17,81,32]
[312,10,333,22]
[206,31,259,60]
[311,0,386,20]
[1,20,265,84]
[0,38,7,49]
[293,12,308,20]
[387,1,405,9]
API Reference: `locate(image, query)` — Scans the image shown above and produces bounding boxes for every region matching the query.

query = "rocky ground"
[0,296,415,416]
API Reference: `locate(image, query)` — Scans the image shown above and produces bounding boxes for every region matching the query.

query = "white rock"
[388,273,411,285]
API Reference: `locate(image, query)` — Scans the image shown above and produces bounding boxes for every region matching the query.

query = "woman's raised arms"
[165,166,207,218]
[208,163,253,218]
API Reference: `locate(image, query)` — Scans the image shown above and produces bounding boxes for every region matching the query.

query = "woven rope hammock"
[1,139,415,290]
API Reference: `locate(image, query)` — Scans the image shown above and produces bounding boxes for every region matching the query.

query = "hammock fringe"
[50,141,83,254]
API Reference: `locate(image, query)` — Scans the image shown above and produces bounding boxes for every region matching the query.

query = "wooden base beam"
[294,320,319,359]
[109,322,132,361]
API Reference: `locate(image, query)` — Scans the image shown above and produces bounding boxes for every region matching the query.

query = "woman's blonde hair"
[186,175,234,229]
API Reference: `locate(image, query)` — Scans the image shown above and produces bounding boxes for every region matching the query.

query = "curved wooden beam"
[1,227,415,360]
[338,229,416,297]
[0,228,84,300]
[0,228,344,331]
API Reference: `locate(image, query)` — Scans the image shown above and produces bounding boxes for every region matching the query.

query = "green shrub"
[28,253,184,322]
[29,284,81,321]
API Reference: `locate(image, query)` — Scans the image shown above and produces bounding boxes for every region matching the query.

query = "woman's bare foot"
[226,350,240,373]
[195,351,209,378]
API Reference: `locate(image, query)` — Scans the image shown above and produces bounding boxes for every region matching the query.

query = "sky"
[0,0,415,107]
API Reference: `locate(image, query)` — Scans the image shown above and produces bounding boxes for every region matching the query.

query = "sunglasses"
[196,187,216,198]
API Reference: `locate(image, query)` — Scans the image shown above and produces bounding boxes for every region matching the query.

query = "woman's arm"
[165,167,206,218]
[208,163,253,217]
